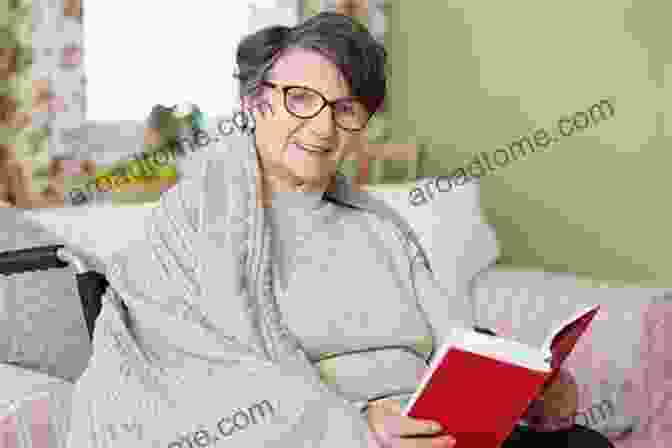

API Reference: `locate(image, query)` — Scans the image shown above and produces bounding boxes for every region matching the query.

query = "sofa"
[365,181,672,447]
[1,126,670,446]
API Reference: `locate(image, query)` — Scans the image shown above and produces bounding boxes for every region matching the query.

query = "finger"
[378,414,444,439]
[396,435,456,448]
[372,397,405,413]
[369,399,443,437]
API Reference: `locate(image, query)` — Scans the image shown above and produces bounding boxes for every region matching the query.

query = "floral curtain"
[1,0,84,194]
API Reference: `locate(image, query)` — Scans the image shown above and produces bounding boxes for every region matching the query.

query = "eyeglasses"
[261,81,372,132]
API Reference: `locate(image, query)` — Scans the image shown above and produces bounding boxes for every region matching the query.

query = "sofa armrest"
[470,266,670,349]
[470,266,672,442]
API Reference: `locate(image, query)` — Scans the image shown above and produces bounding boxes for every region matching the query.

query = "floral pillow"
[0,363,73,448]
[471,268,672,444]
[1,388,73,448]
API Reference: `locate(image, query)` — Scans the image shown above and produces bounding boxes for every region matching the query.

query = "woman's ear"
[240,96,252,112]
[242,89,274,119]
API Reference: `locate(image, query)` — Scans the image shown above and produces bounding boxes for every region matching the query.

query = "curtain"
[1,0,85,193]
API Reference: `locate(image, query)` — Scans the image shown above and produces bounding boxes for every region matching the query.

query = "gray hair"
[233,12,387,116]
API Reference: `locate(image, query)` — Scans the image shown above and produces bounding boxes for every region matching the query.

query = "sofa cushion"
[470,267,672,444]
[365,178,500,305]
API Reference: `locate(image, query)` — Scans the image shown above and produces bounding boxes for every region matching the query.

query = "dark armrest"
[473,326,498,336]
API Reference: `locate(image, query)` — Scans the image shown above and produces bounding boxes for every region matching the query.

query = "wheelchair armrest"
[0,245,108,341]
[0,244,69,276]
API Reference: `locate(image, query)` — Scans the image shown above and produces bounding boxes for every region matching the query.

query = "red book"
[402,304,600,448]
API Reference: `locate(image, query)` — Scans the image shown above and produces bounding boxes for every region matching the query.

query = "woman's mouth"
[294,143,332,154]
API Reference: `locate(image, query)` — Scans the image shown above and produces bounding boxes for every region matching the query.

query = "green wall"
[303,1,671,287]
[303,0,321,19]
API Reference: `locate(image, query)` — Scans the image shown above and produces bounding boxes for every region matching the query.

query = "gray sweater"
[265,189,476,409]
[66,131,478,447]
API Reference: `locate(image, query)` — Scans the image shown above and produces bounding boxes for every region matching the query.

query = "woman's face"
[245,48,365,191]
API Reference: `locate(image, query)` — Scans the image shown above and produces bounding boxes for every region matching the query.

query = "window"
[85,2,252,121]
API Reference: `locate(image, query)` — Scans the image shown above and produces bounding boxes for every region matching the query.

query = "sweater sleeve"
[405,235,477,347]
[397,226,581,430]
[363,209,478,353]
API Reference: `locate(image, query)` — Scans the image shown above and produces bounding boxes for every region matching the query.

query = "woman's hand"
[537,367,579,417]
[367,398,456,448]
[522,367,579,431]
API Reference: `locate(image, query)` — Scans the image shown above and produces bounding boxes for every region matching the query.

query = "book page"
[541,304,600,383]
[425,327,550,377]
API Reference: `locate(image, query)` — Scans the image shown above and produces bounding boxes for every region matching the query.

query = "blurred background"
[1,0,670,285]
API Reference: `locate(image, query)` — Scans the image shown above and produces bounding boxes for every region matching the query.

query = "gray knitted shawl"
[65,130,430,448]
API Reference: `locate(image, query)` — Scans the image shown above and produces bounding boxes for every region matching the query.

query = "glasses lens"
[286,87,323,117]
[285,86,370,131]
[334,100,370,130]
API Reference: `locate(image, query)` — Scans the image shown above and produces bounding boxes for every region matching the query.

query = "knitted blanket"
[64,128,429,448]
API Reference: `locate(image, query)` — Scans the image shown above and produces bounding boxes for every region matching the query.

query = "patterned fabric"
[638,295,672,447]
[0,210,92,382]
[0,384,73,448]
[1,0,84,193]
[471,268,672,446]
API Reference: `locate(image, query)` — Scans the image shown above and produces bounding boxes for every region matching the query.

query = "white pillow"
[364,178,500,303]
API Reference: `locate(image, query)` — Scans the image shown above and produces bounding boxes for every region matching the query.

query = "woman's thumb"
[371,414,405,448]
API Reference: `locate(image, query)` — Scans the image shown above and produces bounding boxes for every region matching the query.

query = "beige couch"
[1,179,669,447]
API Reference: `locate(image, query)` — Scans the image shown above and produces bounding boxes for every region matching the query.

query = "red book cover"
[402,304,600,448]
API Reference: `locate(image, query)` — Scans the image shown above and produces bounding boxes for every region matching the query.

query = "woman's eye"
[337,104,355,115]
[290,94,310,103]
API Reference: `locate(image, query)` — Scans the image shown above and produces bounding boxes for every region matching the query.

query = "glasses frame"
[261,81,373,132]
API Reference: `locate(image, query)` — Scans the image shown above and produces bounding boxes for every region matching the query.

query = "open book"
[402,304,600,447]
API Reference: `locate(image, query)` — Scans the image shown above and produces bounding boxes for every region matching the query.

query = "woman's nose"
[309,105,338,137]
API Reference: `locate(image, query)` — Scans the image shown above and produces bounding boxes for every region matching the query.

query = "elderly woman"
[2,12,612,448]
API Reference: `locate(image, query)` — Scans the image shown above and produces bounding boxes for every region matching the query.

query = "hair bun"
[235,25,292,77]
[265,25,292,48]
